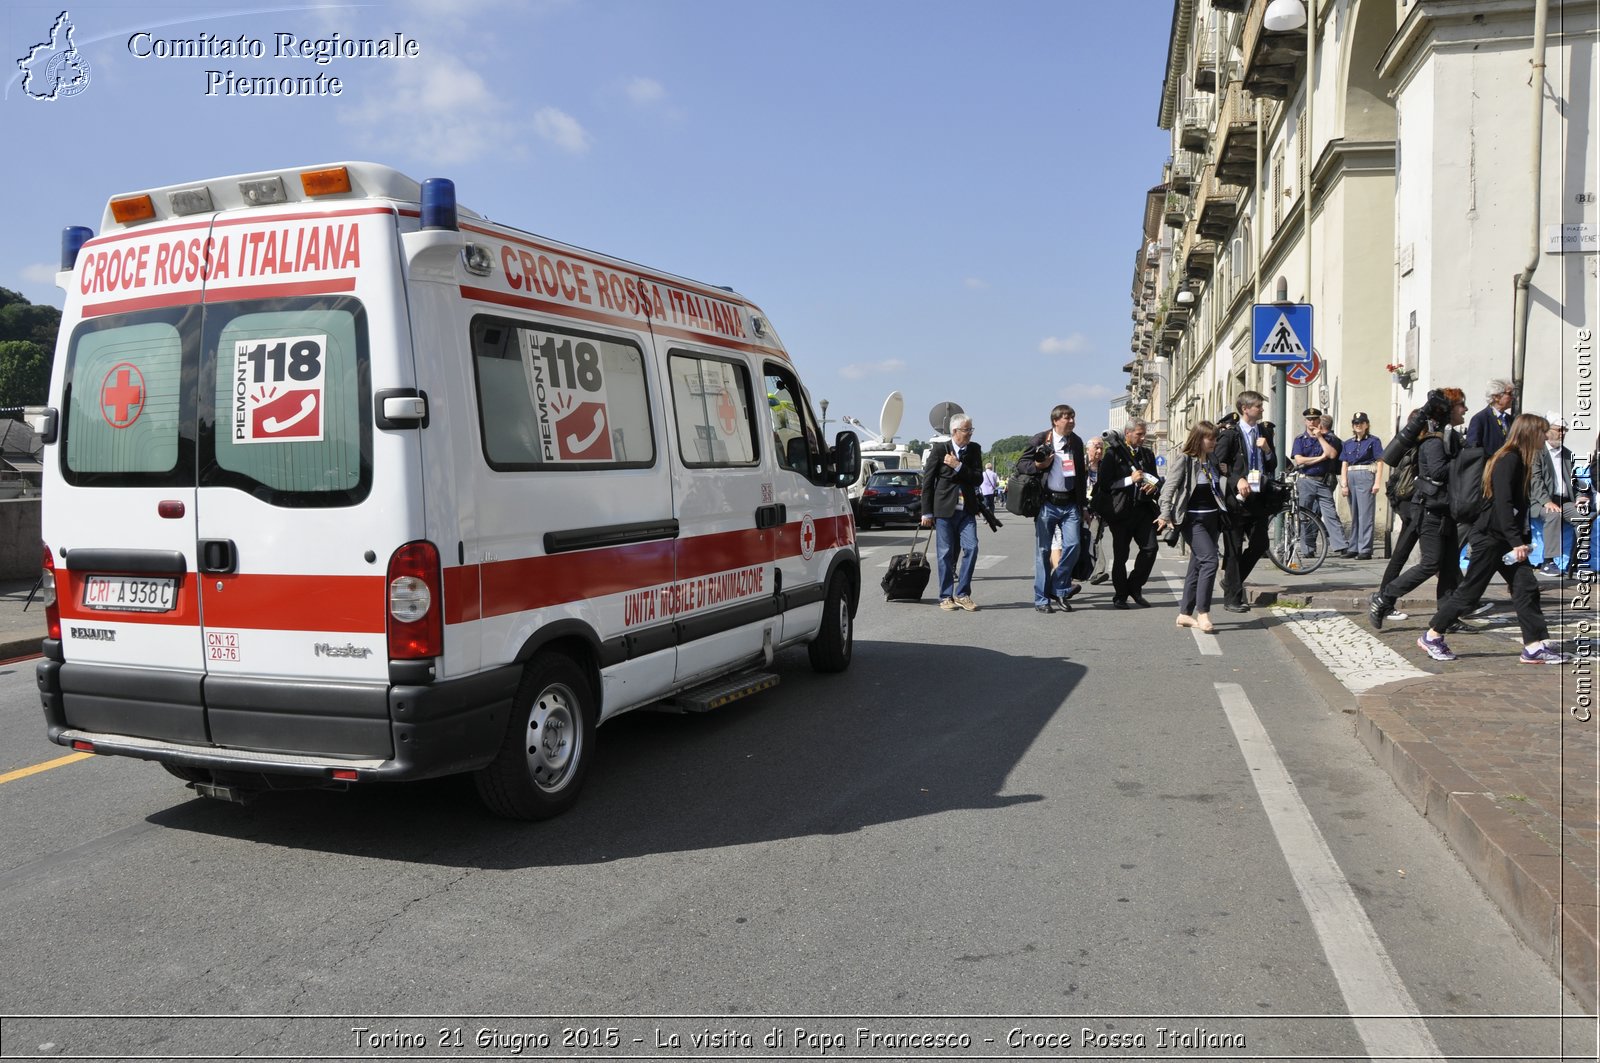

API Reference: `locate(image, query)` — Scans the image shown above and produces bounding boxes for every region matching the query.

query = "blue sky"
[2,0,1171,442]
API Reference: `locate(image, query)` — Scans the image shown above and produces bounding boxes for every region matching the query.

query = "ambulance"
[33,162,861,819]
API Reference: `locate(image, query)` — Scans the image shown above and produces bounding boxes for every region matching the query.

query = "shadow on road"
[147,641,1081,867]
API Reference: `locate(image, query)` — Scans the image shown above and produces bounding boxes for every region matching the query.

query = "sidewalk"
[0,577,45,660]
[1239,550,1598,1010]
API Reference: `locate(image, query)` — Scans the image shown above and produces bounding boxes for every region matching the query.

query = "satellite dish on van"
[928,401,964,435]
[879,392,904,443]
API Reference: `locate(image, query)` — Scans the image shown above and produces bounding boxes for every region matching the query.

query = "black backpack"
[1386,445,1419,502]
[1447,444,1488,523]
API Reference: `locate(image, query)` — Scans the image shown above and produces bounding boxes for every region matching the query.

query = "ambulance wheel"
[808,572,854,673]
[474,653,596,820]
[162,763,212,785]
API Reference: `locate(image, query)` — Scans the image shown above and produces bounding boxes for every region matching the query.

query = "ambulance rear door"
[191,206,416,758]
[50,236,205,743]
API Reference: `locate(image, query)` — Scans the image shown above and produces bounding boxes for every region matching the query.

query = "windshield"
[869,472,919,489]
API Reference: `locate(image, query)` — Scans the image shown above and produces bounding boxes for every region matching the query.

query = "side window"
[667,351,758,467]
[763,365,823,481]
[472,316,654,470]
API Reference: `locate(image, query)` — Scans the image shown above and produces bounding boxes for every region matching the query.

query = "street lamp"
[1263,0,1307,32]
[819,398,829,438]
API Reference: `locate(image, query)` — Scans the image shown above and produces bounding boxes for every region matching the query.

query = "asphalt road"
[0,520,1593,1061]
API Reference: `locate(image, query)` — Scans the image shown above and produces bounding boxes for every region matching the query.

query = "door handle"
[755,504,787,530]
[198,539,237,574]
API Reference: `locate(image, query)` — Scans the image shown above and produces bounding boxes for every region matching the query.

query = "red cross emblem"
[716,390,738,436]
[100,363,146,429]
[799,514,817,560]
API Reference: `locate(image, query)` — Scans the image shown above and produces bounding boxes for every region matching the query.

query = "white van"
[34,162,861,819]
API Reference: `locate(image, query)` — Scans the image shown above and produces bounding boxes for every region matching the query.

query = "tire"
[473,653,596,820]
[1269,507,1329,575]
[808,571,855,673]
[162,763,212,784]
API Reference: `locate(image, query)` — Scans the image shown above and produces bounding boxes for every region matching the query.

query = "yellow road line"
[0,751,94,785]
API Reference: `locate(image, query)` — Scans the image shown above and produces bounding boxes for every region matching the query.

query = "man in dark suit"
[1213,389,1278,611]
[1017,404,1087,613]
[1464,378,1516,450]
[1096,418,1161,608]
[919,415,984,611]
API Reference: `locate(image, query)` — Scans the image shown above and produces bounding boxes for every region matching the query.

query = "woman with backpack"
[1417,412,1567,664]
[1369,389,1467,628]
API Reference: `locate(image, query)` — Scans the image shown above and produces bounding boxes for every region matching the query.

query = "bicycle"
[1266,472,1330,575]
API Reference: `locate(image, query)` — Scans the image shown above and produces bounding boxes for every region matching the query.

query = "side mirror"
[832,431,860,487]
[786,435,811,474]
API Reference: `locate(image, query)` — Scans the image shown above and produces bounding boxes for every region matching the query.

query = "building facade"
[1128,0,1597,505]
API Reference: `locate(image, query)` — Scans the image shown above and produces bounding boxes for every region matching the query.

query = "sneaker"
[1520,644,1569,665]
[1416,633,1457,662]
[954,595,977,612]
[1465,601,1496,619]
[1367,592,1390,630]
[1536,562,1561,576]
[1388,609,1409,621]
[939,598,958,611]
[1088,573,1110,585]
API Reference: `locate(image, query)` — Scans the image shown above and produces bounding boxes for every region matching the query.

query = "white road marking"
[1162,571,1221,655]
[1272,607,1429,693]
[974,555,1005,570]
[1214,682,1445,1062]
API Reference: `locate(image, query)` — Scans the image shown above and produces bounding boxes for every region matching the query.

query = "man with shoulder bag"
[1097,418,1161,607]
[1018,404,1087,614]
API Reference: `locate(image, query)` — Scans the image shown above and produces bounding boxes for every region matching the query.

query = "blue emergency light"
[420,178,457,231]
[61,226,94,270]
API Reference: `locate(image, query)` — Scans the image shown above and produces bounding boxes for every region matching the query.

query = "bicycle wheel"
[1269,506,1330,574]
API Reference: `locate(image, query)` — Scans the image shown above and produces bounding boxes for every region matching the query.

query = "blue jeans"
[935,512,978,600]
[1033,501,1080,605]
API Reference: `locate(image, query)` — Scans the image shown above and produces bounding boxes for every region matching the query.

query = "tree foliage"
[0,340,49,409]
[0,289,59,408]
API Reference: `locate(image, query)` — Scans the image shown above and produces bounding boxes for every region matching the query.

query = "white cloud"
[21,263,57,285]
[534,107,593,154]
[626,77,665,105]
[1038,334,1090,355]
[839,359,907,381]
[963,277,988,289]
[341,51,518,164]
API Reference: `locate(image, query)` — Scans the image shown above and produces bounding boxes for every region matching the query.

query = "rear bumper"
[37,651,519,783]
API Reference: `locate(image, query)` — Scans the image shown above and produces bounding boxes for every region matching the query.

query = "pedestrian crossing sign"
[1252,303,1313,365]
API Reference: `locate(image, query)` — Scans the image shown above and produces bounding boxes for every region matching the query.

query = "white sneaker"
[1388,609,1409,621]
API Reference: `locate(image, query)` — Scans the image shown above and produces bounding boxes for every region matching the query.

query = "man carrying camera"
[1097,418,1161,608]
[1018,404,1087,613]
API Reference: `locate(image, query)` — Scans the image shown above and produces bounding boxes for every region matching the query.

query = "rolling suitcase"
[881,527,932,601]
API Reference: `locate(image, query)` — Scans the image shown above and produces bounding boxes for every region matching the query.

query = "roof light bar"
[239,176,288,206]
[109,195,156,225]
[168,186,215,216]
[300,166,352,197]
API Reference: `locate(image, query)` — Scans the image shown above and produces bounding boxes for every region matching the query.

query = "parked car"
[856,470,923,528]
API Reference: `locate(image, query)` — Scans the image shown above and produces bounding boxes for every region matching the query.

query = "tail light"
[386,541,442,659]
[41,544,60,641]
[909,488,922,497]
[863,488,880,498]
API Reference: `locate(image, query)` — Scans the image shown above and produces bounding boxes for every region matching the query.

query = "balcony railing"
[1198,178,1244,241]
[1213,81,1260,188]
[1184,240,1218,281]
[1241,0,1310,100]
[1179,97,1213,153]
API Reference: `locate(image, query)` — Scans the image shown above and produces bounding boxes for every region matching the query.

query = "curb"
[1356,681,1598,1011]
[0,634,42,662]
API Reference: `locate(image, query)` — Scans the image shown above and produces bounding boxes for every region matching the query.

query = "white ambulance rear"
[35,162,861,819]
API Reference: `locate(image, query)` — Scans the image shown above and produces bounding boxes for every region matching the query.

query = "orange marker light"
[109,195,157,224]
[300,167,352,197]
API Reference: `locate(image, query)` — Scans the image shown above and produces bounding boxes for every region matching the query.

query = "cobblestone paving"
[1271,607,1429,693]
